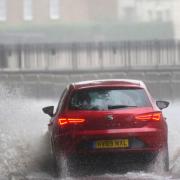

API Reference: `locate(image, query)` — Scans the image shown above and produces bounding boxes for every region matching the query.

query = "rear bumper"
[68,151,158,165]
[54,127,167,156]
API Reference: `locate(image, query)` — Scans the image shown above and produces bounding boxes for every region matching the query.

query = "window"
[118,0,136,20]
[124,7,136,21]
[165,9,171,21]
[0,0,6,21]
[69,88,151,111]
[49,0,60,20]
[156,10,163,21]
[148,10,153,20]
[23,0,33,21]
[55,88,68,115]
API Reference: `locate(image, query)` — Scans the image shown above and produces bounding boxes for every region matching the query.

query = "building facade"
[118,0,180,38]
[0,0,118,25]
[0,0,178,40]
[0,0,176,25]
[118,0,174,22]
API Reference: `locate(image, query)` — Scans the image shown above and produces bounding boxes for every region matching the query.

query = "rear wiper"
[70,105,100,110]
[108,105,137,109]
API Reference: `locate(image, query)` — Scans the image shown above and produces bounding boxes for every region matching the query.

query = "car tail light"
[135,112,161,121]
[58,117,86,126]
[59,118,68,125]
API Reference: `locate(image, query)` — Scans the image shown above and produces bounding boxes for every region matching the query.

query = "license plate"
[95,139,129,149]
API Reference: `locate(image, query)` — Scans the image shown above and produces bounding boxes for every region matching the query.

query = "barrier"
[0,68,178,101]
[0,40,180,71]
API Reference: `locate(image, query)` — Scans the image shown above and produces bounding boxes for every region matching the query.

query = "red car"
[42,79,169,176]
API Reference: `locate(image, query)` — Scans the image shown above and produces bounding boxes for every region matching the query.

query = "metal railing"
[0,40,180,71]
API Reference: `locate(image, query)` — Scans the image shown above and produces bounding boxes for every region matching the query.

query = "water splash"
[0,84,56,178]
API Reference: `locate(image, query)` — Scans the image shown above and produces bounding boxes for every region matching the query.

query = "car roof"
[71,79,146,90]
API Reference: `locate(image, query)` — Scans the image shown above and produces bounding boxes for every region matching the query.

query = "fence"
[0,40,180,71]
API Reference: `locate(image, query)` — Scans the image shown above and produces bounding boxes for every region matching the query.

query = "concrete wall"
[7,0,23,25]
[0,41,178,70]
[87,0,117,21]
[0,68,179,101]
[61,0,89,22]
[33,0,49,24]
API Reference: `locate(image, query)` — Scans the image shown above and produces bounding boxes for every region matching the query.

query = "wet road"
[0,84,180,180]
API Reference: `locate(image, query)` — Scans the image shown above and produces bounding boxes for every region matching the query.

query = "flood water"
[0,84,180,180]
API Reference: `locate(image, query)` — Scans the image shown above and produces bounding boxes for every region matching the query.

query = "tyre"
[147,147,169,173]
[156,147,169,172]
[52,151,61,177]
[52,150,69,178]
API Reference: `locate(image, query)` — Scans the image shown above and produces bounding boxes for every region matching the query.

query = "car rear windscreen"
[69,88,151,110]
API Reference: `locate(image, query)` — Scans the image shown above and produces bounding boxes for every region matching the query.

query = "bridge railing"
[0,40,180,71]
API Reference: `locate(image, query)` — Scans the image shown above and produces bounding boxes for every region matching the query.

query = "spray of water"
[0,84,57,178]
[164,101,180,177]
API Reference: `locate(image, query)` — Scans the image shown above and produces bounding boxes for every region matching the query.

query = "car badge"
[106,115,114,121]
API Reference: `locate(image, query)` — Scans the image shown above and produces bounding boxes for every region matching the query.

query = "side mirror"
[42,106,54,117]
[156,101,169,110]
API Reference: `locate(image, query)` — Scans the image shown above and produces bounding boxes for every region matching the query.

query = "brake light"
[58,117,85,126]
[135,112,161,121]
[59,118,68,125]
[68,118,85,123]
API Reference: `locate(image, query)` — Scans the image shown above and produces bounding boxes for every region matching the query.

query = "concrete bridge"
[0,40,180,101]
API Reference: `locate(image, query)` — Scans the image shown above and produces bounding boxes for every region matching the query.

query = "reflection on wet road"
[0,85,180,180]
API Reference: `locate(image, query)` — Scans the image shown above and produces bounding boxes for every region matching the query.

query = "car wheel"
[148,147,169,173]
[52,151,61,177]
[52,150,69,178]
[156,147,169,172]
